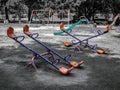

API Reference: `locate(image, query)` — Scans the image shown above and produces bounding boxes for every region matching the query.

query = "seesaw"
[111,14,120,33]
[60,23,110,54]
[53,16,87,35]
[23,25,84,68]
[7,25,84,75]
[7,27,78,75]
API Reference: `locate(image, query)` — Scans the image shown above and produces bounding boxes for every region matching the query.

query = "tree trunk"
[5,6,9,22]
[28,8,31,22]
[18,14,21,24]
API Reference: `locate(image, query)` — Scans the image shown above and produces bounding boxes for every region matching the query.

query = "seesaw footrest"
[70,61,84,68]
[59,67,74,75]
[97,49,108,54]
[64,42,71,47]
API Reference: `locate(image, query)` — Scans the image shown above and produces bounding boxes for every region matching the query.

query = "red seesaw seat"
[23,25,31,36]
[59,66,74,75]
[7,27,16,38]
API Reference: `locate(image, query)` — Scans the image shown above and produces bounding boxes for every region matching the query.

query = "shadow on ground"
[0,41,120,90]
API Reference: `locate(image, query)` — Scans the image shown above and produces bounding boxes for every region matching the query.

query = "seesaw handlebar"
[30,33,39,38]
[15,36,25,42]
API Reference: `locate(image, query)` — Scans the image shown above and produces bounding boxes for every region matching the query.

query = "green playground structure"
[53,17,87,35]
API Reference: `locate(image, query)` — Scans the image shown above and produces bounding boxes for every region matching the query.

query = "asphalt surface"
[0,23,120,90]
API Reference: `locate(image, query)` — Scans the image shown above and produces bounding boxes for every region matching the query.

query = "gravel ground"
[0,23,120,90]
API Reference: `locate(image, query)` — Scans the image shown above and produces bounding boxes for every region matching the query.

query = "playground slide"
[53,18,87,35]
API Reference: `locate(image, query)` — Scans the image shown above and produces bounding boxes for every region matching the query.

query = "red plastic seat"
[60,22,65,31]
[7,27,16,38]
[23,25,31,36]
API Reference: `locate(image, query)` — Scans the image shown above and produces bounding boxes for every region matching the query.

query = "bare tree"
[24,0,36,21]
[0,0,9,22]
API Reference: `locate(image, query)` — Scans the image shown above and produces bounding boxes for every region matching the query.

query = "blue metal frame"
[7,27,80,75]
[63,27,109,53]
[23,25,84,68]
[28,34,72,64]
[25,31,83,66]
[13,36,59,70]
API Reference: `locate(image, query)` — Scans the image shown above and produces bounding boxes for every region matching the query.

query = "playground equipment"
[79,16,97,34]
[30,9,71,25]
[30,10,50,25]
[109,14,120,29]
[61,24,110,54]
[49,9,71,25]
[60,14,120,54]
[53,16,97,35]
[53,16,87,35]
[7,26,84,75]
[7,27,78,75]
[112,14,120,33]
[23,25,84,68]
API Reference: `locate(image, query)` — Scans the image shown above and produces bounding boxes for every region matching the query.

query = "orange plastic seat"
[59,66,74,75]
[7,27,16,38]
[97,49,108,54]
[60,22,65,31]
[23,25,31,36]
[64,42,71,47]
[70,61,84,68]
[103,25,111,33]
